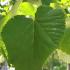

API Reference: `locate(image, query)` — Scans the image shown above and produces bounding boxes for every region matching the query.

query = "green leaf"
[41,0,53,5]
[1,6,65,70]
[59,18,70,54]
[17,2,36,17]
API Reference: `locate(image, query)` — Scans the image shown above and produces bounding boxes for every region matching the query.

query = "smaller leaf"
[41,0,53,5]
[17,2,36,17]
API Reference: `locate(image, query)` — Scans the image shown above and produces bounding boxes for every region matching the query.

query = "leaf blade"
[1,6,65,70]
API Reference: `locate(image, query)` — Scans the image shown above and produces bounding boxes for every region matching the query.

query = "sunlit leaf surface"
[17,2,36,17]
[59,18,70,54]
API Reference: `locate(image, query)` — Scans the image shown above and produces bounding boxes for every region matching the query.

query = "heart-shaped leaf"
[1,6,65,70]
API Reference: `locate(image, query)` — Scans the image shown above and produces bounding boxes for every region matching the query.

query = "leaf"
[17,2,36,17]
[1,6,65,70]
[59,18,70,54]
[41,0,53,5]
